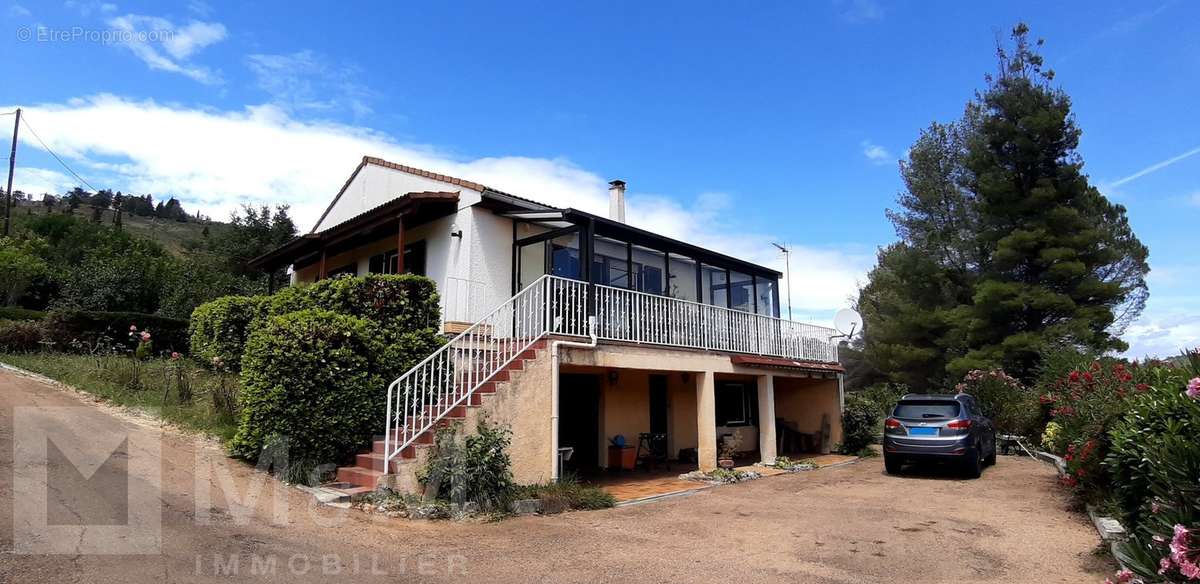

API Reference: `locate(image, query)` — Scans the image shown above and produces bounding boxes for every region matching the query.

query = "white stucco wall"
[312,162,483,233]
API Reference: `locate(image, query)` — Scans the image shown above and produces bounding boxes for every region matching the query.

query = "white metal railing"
[384,275,838,466]
[384,275,586,464]
[591,283,838,362]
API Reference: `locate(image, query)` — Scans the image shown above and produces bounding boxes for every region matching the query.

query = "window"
[715,382,758,426]
[368,241,427,276]
[755,275,778,317]
[326,264,357,278]
[668,254,699,301]
[591,236,628,288]
[550,233,581,279]
[893,401,962,419]
[701,264,727,307]
[729,270,754,312]
[631,245,665,295]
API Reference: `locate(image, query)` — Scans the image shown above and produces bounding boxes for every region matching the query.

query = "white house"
[252,156,845,494]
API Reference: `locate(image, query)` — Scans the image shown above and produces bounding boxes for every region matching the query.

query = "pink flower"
[1114,569,1133,583]
[1161,556,1173,575]
[170,352,181,361]
[130,324,137,332]
[140,331,151,342]
[1187,377,1200,399]
[1153,501,1162,514]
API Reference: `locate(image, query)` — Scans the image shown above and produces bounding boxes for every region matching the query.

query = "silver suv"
[883,393,996,478]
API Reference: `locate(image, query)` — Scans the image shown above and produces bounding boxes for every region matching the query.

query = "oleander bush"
[230,309,385,466]
[954,369,1042,436]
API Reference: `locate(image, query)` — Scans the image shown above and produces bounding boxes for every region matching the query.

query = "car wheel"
[884,454,904,475]
[963,448,983,479]
[984,444,997,466]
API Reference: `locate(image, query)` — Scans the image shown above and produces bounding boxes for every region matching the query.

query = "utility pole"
[3,108,20,237]
[771,242,793,321]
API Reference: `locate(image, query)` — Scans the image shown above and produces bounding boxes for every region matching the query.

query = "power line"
[19,113,98,192]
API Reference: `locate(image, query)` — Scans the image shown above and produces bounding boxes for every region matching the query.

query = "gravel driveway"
[1,366,1112,583]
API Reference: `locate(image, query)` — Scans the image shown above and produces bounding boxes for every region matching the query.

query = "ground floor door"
[559,374,601,475]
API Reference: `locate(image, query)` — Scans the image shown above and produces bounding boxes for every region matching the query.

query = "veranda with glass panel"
[505,208,835,363]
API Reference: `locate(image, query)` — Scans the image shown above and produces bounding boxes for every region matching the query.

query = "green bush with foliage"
[188,295,270,371]
[0,306,47,321]
[954,369,1042,436]
[0,320,44,352]
[419,418,515,510]
[230,309,384,466]
[0,236,49,305]
[300,274,441,335]
[839,394,879,455]
[1108,353,1200,583]
[41,310,190,354]
[190,274,443,378]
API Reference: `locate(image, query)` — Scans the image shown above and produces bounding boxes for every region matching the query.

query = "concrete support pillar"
[757,374,777,465]
[696,371,717,471]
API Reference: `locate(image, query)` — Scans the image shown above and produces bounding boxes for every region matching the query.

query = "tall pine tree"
[857,23,1149,388]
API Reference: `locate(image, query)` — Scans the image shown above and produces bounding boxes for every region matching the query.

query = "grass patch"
[1,351,240,441]
[512,475,616,513]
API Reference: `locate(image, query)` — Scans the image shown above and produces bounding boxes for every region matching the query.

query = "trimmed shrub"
[189,274,443,373]
[188,295,270,371]
[41,310,190,354]
[839,394,879,455]
[301,274,441,335]
[230,309,385,465]
[0,307,47,321]
[0,320,44,352]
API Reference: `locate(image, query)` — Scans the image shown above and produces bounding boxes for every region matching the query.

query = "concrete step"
[335,465,384,489]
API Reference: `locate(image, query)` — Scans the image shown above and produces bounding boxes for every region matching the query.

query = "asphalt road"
[0,365,1112,583]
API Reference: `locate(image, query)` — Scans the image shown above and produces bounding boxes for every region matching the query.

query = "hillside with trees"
[2,188,297,319]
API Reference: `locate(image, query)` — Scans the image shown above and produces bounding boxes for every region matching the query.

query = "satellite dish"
[833,308,863,337]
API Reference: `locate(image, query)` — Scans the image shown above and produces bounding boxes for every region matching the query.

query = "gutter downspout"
[551,316,598,482]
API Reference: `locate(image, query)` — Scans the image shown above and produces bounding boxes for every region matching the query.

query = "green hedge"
[0,320,44,352]
[190,274,442,371]
[0,307,47,322]
[230,309,385,464]
[41,310,190,354]
[188,295,269,371]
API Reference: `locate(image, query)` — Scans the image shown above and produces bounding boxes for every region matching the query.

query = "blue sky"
[2,1,1197,358]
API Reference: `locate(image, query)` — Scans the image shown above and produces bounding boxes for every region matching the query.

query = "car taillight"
[947,419,972,429]
[884,418,902,429]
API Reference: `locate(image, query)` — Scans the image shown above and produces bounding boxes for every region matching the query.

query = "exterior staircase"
[331,339,550,491]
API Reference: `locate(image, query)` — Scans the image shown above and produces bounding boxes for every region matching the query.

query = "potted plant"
[718,429,742,469]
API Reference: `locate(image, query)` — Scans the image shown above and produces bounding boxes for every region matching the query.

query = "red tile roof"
[730,355,845,373]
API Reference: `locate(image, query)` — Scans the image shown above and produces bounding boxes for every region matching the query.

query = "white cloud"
[1121,264,1200,358]
[4,94,872,317]
[246,51,375,117]
[64,0,116,17]
[861,140,892,165]
[1187,191,1200,208]
[9,3,32,17]
[10,167,76,196]
[105,14,226,83]
[836,0,883,22]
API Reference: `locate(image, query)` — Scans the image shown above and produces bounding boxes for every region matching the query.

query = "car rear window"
[893,401,961,419]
